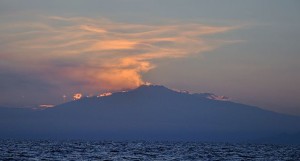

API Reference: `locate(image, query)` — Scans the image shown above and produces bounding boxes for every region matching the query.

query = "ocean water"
[0,140,299,160]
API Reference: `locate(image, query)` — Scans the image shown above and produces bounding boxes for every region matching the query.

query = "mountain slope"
[1,85,300,143]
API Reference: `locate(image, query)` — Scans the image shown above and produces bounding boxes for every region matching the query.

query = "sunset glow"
[0,16,237,97]
[98,92,112,97]
[73,93,83,100]
[88,40,138,50]
[1,0,299,115]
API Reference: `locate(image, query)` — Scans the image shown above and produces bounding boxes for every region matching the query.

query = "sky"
[0,0,299,115]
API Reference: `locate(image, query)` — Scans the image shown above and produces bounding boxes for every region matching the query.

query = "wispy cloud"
[0,16,240,94]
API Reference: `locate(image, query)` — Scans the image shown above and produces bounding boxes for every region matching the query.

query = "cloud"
[87,40,138,50]
[0,16,239,96]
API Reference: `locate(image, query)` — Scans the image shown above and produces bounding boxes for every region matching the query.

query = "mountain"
[1,85,300,143]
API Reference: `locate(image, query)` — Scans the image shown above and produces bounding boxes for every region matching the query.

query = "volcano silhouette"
[1,85,300,143]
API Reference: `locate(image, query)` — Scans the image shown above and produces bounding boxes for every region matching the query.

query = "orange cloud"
[88,40,138,51]
[79,25,107,33]
[0,16,240,94]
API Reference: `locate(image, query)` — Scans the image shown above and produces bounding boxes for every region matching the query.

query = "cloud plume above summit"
[0,16,238,105]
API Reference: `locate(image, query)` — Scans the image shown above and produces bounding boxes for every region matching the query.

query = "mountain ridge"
[0,85,300,143]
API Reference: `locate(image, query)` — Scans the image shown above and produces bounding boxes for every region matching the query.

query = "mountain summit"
[1,85,300,143]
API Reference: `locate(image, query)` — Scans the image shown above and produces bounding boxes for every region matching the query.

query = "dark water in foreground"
[0,140,299,160]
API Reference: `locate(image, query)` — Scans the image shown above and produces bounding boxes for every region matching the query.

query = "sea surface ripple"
[0,140,299,160]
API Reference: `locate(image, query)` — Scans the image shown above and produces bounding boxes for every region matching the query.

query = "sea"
[0,140,299,160]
